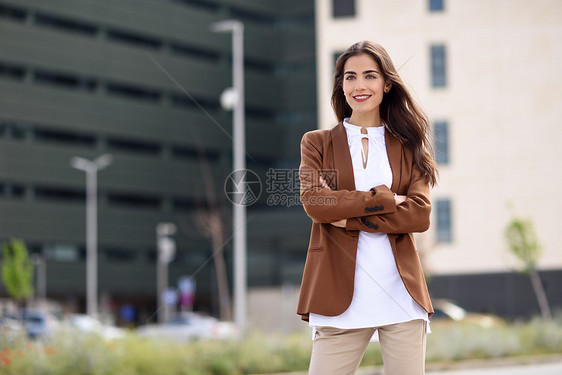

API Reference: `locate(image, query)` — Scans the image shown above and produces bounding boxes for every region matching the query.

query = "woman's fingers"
[330,219,347,228]
[394,194,407,205]
[319,176,331,190]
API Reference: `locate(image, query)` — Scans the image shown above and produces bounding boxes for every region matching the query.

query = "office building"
[316,0,562,316]
[0,0,315,322]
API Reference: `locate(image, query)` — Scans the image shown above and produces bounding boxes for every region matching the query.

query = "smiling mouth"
[353,95,371,102]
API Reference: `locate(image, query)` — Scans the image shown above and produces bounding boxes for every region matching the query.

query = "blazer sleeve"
[345,162,431,234]
[299,131,396,223]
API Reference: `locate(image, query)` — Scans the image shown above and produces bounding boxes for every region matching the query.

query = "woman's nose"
[355,78,367,90]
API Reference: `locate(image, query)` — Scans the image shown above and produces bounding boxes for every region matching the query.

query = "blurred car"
[19,309,61,339]
[65,314,126,340]
[0,316,24,339]
[431,299,504,327]
[136,312,238,342]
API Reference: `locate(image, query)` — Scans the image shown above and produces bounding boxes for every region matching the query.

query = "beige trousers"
[308,319,426,375]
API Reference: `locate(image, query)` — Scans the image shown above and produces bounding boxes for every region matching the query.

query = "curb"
[255,353,562,375]
[426,353,562,372]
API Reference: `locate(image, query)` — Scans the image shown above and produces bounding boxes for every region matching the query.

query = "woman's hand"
[395,194,407,205]
[319,175,330,190]
[319,176,347,228]
[330,219,347,228]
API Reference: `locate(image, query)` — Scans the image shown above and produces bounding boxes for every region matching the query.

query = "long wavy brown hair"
[332,41,438,186]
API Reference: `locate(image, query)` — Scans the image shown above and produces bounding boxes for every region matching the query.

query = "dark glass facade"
[0,0,316,321]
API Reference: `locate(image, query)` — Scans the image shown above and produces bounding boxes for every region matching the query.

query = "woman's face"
[342,53,389,121]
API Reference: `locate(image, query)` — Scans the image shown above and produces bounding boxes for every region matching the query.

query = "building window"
[105,247,137,262]
[106,82,161,103]
[0,121,27,140]
[245,58,275,74]
[434,121,449,165]
[34,127,96,147]
[34,70,97,92]
[332,51,345,74]
[169,42,219,62]
[172,145,219,162]
[436,199,452,243]
[333,51,345,66]
[172,198,197,212]
[106,28,162,50]
[107,192,161,210]
[332,0,355,18]
[0,3,27,22]
[246,106,275,121]
[229,6,277,27]
[430,44,447,88]
[0,182,25,199]
[35,12,98,37]
[107,137,161,155]
[169,93,219,111]
[0,61,26,81]
[34,186,85,203]
[429,0,444,12]
[170,0,219,12]
[44,243,82,262]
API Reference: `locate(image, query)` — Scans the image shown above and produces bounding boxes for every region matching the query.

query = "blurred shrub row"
[1,314,562,375]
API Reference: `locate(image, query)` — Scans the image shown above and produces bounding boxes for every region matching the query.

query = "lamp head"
[220,87,238,111]
[94,154,113,170]
[71,154,113,171]
[70,157,90,171]
[210,20,243,33]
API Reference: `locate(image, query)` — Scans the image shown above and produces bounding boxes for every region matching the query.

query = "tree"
[186,124,232,322]
[195,209,232,322]
[505,217,551,319]
[1,239,35,305]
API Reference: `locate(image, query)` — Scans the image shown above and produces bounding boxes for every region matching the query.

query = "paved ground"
[263,355,562,375]
[427,361,562,375]
[352,354,562,375]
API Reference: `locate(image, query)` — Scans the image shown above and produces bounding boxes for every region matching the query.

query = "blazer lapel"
[330,123,403,193]
[385,130,403,192]
[330,123,356,191]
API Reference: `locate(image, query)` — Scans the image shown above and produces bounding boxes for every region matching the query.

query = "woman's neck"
[348,112,382,128]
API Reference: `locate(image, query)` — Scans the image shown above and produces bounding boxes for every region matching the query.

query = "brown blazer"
[297,123,433,321]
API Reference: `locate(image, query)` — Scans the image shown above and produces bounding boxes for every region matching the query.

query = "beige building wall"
[315,0,562,275]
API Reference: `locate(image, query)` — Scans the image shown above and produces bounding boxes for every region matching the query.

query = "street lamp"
[156,222,177,323]
[70,153,113,317]
[210,20,247,333]
[32,254,46,308]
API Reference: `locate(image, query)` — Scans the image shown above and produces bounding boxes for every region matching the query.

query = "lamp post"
[210,20,247,333]
[32,254,46,308]
[156,222,177,323]
[71,154,113,317]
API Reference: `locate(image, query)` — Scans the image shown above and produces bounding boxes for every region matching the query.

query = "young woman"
[297,41,438,375]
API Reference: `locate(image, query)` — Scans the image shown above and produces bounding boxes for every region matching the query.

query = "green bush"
[426,312,562,362]
[1,315,562,374]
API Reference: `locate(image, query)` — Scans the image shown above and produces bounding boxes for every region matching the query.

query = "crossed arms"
[299,131,431,235]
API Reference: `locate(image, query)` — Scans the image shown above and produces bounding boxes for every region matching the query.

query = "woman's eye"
[345,75,355,80]
[366,74,377,79]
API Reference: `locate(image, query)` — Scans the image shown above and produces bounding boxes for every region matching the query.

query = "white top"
[309,119,429,340]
